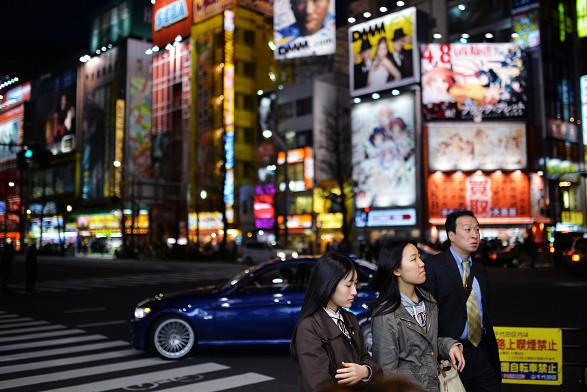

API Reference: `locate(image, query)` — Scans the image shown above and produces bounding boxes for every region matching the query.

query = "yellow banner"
[495,326,563,385]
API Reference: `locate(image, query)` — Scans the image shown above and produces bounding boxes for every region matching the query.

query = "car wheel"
[358,317,372,355]
[151,316,196,359]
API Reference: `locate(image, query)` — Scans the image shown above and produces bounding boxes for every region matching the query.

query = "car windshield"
[219,266,257,291]
[218,259,374,293]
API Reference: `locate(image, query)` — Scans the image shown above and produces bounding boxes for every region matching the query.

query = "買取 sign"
[495,327,562,385]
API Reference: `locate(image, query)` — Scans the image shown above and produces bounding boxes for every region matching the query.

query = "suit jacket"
[423,250,501,380]
[294,308,382,392]
[391,49,413,78]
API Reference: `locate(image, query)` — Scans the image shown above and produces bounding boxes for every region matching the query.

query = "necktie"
[462,260,482,347]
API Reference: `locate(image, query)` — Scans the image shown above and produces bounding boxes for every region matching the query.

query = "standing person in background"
[370,240,465,391]
[291,252,381,391]
[0,240,15,293]
[423,210,502,392]
[25,241,38,293]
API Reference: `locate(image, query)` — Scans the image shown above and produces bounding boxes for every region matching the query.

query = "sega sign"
[152,0,193,47]
[155,0,189,31]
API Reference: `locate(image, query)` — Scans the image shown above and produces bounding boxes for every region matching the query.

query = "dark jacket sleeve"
[294,317,336,392]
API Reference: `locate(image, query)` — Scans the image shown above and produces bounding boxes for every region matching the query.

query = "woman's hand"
[335,362,370,385]
[449,345,466,372]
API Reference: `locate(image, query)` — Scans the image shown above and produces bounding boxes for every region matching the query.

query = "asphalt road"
[0,254,585,391]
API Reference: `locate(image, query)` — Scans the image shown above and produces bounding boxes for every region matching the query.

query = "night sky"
[0,0,107,81]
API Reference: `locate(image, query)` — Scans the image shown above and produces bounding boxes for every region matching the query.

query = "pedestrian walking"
[423,210,502,391]
[291,252,382,391]
[370,239,465,391]
[26,242,38,292]
[0,240,15,293]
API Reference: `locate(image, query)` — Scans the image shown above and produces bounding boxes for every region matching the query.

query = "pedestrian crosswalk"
[6,264,246,294]
[0,311,274,392]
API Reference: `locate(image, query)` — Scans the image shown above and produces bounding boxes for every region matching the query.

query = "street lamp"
[196,190,207,249]
[263,130,289,248]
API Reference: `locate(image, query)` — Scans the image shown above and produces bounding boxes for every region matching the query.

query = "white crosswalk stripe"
[0,313,275,391]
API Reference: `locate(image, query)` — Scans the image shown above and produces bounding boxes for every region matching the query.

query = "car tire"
[358,317,372,355]
[151,315,196,360]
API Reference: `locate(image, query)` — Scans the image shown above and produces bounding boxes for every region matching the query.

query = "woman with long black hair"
[370,240,465,391]
[291,252,381,392]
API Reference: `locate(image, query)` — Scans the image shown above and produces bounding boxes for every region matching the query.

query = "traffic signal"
[16,151,28,170]
[16,145,53,170]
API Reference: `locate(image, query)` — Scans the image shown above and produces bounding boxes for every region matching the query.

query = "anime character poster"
[352,93,416,209]
[128,77,152,180]
[274,0,335,59]
[349,7,419,97]
[427,122,527,171]
[421,43,527,120]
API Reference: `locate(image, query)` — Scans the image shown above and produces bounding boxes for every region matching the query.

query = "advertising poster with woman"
[427,122,527,171]
[349,7,419,97]
[352,94,416,209]
[421,43,527,120]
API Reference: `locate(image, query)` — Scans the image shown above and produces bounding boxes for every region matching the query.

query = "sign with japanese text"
[512,10,540,49]
[495,327,562,385]
[349,7,419,96]
[427,171,530,220]
[547,119,579,142]
[274,0,335,60]
[421,43,527,120]
[427,122,526,171]
[194,0,235,23]
[355,208,417,227]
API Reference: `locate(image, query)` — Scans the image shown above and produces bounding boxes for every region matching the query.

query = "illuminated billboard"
[428,171,530,223]
[421,43,527,120]
[194,0,235,22]
[349,7,420,97]
[0,106,23,163]
[36,71,77,156]
[274,0,336,59]
[352,93,416,209]
[153,0,193,47]
[427,122,527,171]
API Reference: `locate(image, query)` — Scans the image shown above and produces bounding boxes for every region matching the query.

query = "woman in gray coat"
[370,240,465,391]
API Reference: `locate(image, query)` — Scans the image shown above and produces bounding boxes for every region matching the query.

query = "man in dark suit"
[424,210,501,392]
[390,28,413,78]
[353,39,372,90]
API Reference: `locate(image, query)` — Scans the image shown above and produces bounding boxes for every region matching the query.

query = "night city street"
[2,0,587,391]
[0,254,585,391]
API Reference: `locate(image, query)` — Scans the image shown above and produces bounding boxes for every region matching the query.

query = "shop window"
[295,130,313,148]
[243,29,255,46]
[296,97,312,116]
[278,102,293,118]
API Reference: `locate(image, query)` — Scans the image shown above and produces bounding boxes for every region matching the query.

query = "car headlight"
[277,251,286,260]
[134,306,151,320]
[292,251,298,258]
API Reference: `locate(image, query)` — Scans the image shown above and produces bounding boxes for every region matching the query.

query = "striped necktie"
[462,260,482,347]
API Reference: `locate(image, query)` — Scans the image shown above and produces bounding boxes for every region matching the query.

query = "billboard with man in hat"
[348,7,420,97]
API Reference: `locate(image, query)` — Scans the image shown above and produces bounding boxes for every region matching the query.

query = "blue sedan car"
[130,256,377,359]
